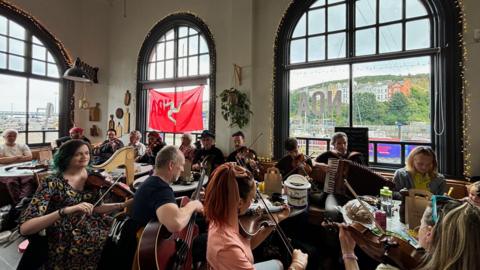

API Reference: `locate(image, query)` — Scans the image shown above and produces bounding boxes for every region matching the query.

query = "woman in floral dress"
[20,139,131,270]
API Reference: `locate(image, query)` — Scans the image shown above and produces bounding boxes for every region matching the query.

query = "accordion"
[314,158,394,197]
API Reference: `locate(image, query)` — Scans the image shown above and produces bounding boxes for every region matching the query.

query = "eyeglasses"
[431,195,455,224]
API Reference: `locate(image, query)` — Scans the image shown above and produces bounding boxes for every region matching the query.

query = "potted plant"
[219,87,252,128]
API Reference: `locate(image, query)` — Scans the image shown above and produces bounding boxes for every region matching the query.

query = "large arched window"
[0,2,72,146]
[137,13,216,145]
[275,0,463,176]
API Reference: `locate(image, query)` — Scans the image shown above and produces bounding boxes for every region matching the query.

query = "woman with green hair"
[19,139,131,270]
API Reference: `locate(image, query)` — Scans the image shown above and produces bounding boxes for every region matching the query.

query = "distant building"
[388,79,411,99]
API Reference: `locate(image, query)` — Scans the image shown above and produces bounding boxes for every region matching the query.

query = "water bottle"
[380,187,393,217]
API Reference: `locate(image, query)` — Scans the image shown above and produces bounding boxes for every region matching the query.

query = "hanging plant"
[219,87,253,128]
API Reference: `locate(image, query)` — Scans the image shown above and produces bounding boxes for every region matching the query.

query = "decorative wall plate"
[115,108,124,119]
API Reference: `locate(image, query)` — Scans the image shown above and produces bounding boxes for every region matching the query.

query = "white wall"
[8,0,480,176]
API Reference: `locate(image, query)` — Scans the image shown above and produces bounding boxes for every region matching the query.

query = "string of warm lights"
[457,0,472,179]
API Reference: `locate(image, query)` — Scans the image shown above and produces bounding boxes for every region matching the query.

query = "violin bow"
[247,132,263,150]
[343,179,386,235]
[255,189,294,256]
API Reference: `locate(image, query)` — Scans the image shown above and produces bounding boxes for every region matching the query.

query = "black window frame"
[274,0,464,178]
[136,13,216,138]
[0,2,74,146]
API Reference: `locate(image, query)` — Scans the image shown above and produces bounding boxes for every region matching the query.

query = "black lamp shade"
[63,58,91,82]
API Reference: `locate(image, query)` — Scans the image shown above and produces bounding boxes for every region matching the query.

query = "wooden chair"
[445,179,469,199]
[92,146,135,186]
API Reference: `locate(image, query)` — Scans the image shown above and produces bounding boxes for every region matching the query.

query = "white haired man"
[0,129,32,165]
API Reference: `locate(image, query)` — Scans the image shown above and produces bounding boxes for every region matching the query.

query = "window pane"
[166,41,174,59]
[165,60,174,78]
[0,53,6,68]
[156,61,165,79]
[0,36,6,52]
[0,74,27,132]
[311,0,325,8]
[9,38,25,55]
[32,44,46,60]
[308,36,325,61]
[46,131,59,145]
[328,4,346,31]
[28,132,43,144]
[189,28,198,35]
[199,36,208,53]
[179,26,188,38]
[8,55,24,71]
[327,32,346,59]
[199,54,209,74]
[379,23,402,53]
[356,0,376,27]
[32,35,42,45]
[165,30,174,40]
[148,63,155,80]
[406,0,428,18]
[47,52,55,63]
[380,0,402,23]
[406,19,430,50]
[352,57,431,143]
[289,65,350,138]
[178,38,187,57]
[356,28,376,55]
[32,60,46,75]
[292,14,306,38]
[290,39,306,63]
[149,49,156,62]
[328,0,344,4]
[157,42,165,60]
[188,56,198,76]
[9,21,25,40]
[178,57,187,77]
[308,8,325,35]
[189,35,198,55]
[0,16,6,35]
[29,79,60,131]
[47,63,59,78]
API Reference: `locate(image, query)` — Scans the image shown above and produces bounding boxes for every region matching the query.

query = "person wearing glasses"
[392,146,446,198]
[338,195,480,270]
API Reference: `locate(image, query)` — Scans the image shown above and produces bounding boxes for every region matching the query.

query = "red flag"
[148,86,204,132]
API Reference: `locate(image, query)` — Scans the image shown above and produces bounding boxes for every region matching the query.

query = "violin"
[235,147,261,179]
[238,204,285,238]
[323,221,425,270]
[85,172,134,199]
[292,153,312,175]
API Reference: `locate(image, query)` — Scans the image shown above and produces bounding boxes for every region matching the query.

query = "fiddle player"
[337,197,480,270]
[275,137,313,178]
[92,128,124,165]
[226,131,258,162]
[136,131,166,165]
[315,132,366,166]
[19,140,132,269]
[192,130,224,175]
[0,128,32,165]
[204,163,308,270]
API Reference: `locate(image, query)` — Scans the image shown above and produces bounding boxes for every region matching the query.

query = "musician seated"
[275,137,313,177]
[204,163,308,270]
[55,126,91,148]
[128,130,146,159]
[337,197,478,270]
[226,131,258,162]
[136,131,166,165]
[393,146,446,198]
[179,133,195,161]
[92,129,124,165]
[315,132,366,166]
[18,140,131,269]
[192,130,224,174]
[0,129,32,165]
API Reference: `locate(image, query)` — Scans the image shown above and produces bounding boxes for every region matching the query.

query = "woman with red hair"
[204,163,308,270]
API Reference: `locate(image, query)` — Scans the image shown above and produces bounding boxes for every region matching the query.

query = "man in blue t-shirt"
[132,145,203,230]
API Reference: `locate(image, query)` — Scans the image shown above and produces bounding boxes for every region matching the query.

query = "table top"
[133,174,209,194]
[257,193,307,218]
[0,161,48,177]
[108,163,153,179]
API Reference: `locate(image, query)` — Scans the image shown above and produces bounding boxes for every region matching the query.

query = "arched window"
[137,13,216,144]
[274,0,463,176]
[0,2,72,146]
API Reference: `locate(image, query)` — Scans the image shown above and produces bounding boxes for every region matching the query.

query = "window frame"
[0,2,73,146]
[136,13,216,137]
[274,0,464,177]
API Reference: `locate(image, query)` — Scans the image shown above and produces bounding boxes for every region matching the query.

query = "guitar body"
[137,197,199,270]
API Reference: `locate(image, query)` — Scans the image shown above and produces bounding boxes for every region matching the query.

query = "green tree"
[353,92,385,125]
[385,92,411,125]
[408,87,430,122]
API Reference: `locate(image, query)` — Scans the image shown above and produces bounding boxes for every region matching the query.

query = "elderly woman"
[179,133,195,161]
[128,130,146,158]
[0,129,32,165]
